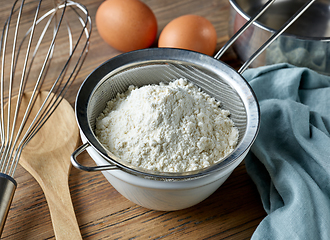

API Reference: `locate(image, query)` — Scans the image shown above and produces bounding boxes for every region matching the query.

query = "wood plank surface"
[0,0,267,239]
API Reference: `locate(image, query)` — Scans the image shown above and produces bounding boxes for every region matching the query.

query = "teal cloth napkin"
[242,63,330,240]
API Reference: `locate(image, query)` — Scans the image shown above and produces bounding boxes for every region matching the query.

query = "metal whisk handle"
[0,173,17,235]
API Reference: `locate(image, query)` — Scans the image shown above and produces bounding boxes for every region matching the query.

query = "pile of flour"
[95,78,238,173]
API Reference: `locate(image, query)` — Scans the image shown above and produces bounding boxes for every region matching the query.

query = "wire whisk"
[0,0,91,234]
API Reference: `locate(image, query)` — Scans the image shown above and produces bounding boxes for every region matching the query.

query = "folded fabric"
[242,63,330,240]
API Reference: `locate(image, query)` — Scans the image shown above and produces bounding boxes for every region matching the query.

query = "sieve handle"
[71,142,119,172]
[237,0,315,74]
[0,173,17,236]
[214,0,315,74]
[214,0,277,60]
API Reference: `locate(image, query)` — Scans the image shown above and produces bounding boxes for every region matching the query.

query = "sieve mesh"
[87,61,247,143]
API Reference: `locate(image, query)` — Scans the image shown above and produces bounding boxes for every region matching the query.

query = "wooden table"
[1,0,266,239]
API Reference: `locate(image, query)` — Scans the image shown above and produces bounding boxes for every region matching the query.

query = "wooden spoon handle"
[42,176,82,240]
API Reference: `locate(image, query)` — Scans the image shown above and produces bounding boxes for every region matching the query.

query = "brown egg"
[158,15,217,56]
[96,0,158,52]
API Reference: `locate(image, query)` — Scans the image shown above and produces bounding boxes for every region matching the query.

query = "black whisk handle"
[0,173,17,236]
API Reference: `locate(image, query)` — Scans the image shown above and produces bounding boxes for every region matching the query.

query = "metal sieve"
[71,0,314,180]
[72,48,258,180]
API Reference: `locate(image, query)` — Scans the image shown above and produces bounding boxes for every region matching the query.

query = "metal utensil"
[0,0,90,235]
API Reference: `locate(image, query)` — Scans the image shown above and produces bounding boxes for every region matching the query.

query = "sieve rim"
[75,48,260,180]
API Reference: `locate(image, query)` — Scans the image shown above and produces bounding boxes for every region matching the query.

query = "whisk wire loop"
[3,0,43,175]
[0,0,90,177]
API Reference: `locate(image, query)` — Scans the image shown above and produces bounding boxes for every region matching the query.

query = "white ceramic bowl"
[80,134,246,211]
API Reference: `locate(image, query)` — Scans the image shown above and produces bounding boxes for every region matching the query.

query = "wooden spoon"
[7,91,82,239]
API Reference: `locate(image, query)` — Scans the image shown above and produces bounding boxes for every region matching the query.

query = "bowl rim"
[229,0,330,41]
[75,48,260,180]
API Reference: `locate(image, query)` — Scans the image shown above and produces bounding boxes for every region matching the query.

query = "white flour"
[95,79,238,173]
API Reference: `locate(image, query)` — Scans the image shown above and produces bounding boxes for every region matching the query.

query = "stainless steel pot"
[229,0,330,75]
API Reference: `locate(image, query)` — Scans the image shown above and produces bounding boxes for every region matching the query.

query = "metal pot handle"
[71,142,118,171]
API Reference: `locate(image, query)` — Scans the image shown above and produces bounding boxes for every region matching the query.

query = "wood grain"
[0,0,266,239]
